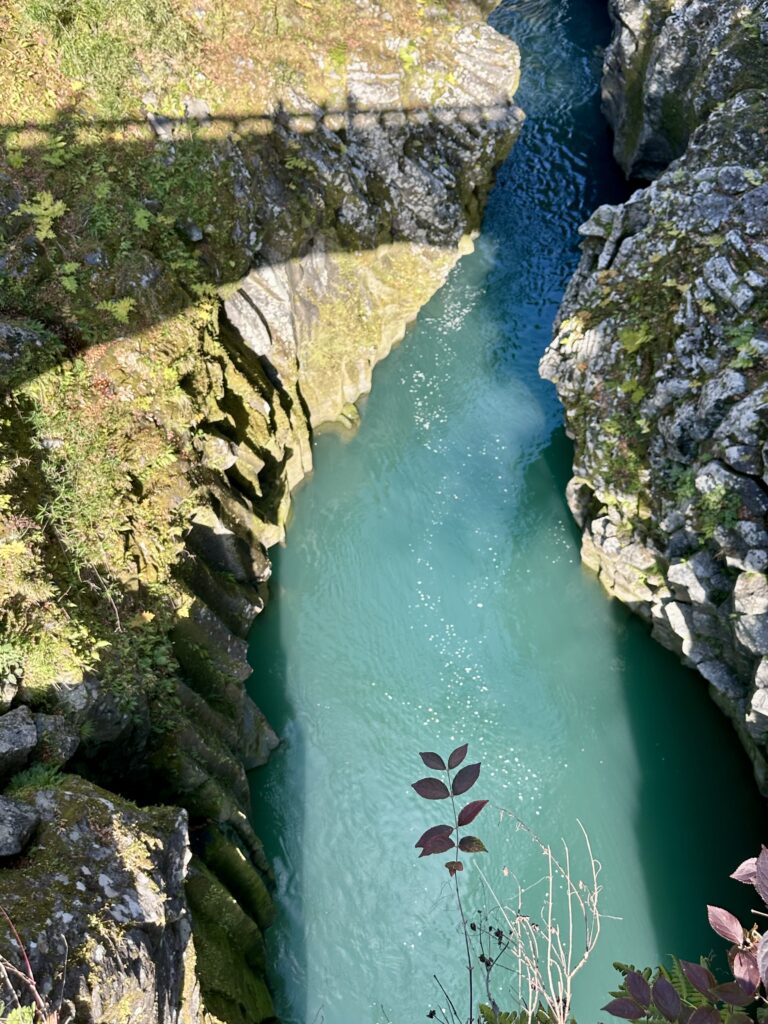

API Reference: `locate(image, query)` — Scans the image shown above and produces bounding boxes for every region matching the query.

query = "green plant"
[19,0,195,116]
[604,849,768,1024]
[0,1006,35,1023]
[696,484,741,540]
[6,763,63,794]
[399,40,420,74]
[618,324,652,353]
[16,192,67,242]
[95,297,136,324]
[329,41,348,73]
[412,749,601,1024]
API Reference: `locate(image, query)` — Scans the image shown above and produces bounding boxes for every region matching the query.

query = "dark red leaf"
[652,977,681,1021]
[420,751,446,771]
[419,834,456,857]
[415,825,453,849]
[601,999,644,1020]
[731,858,757,885]
[681,961,716,998]
[445,860,464,877]
[678,1006,692,1024]
[458,836,487,853]
[452,762,480,796]
[626,972,651,1008]
[458,800,488,827]
[448,744,468,769]
[733,950,760,992]
[757,933,768,987]
[412,778,450,800]
[687,1008,720,1024]
[726,1013,753,1024]
[708,906,744,945]
[711,984,753,1007]
[755,849,768,907]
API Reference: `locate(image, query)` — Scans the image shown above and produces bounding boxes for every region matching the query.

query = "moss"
[185,859,275,1024]
[198,827,275,932]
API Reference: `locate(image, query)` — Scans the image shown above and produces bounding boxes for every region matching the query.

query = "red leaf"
[757,933,768,986]
[680,961,716,998]
[733,949,760,992]
[601,999,645,1020]
[458,799,488,827]
[452,762,480,796]
[419,834,456,857]
[412,778,450,800]
[731,858,757,885]
[415,825,453,849]
[756,849,768,907]
[458,836,487,853]
[710,983,753,1007]
[448,743,468,769]
[652,977,681,1021]
[708,906,744,945]
[626,972,651,1008]
[420,751,446,771]
[445,860,464,877]
[726,1014,753,1024]
[687,1009,720,1024]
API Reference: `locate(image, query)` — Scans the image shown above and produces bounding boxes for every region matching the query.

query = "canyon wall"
[0,2,521,1020]
[542,0,768,786]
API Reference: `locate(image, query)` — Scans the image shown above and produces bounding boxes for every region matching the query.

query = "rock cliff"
[0,1,521,1019]
[542,0,768,786]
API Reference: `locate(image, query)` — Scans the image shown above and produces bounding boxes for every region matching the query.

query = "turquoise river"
[248,0,766,1021]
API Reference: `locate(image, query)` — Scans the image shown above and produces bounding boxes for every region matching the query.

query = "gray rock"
[175,217,204,243]
[542,2,768,790]
[0,673,18,712]
[734,573,768,655]
[33,714,80,766]
[0,795,39,857]
[0,707,37,782]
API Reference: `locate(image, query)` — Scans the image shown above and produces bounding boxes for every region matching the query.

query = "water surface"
[249,1,765,1020]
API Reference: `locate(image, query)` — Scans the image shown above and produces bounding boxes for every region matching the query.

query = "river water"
[248,1,765,1020]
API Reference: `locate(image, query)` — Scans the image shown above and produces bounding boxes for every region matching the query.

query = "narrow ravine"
[248,2,765,1021]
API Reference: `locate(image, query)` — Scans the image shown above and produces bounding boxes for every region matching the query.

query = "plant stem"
[447,769,473,1023]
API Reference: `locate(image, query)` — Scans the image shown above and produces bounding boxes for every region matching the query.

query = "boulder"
[0,795,39,857]
[0,707,37,782]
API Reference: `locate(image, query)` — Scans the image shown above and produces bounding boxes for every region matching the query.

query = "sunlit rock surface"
[544,8,768,784]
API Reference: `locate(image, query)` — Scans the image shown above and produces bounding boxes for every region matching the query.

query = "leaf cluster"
[604,849,768,1024]
[412,743,487,877]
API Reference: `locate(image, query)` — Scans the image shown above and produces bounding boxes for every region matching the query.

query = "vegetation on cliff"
[0,1,522,1019]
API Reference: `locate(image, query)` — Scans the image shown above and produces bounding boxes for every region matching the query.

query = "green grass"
[18,0,197,116]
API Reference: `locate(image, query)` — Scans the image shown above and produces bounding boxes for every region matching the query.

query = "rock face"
[0,1,522,1020]
[542,2,768,786]
[0,777,209,1024]
[603,0,768,179]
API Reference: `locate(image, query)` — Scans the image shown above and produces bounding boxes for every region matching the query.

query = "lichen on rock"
[543,4,768,787]
[0,0,523,1019]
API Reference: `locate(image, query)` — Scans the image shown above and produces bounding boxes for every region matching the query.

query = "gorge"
[0,0,765,1022]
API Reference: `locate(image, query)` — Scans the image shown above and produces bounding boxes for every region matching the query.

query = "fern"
[662,956,714,1009]
[16,190,67,241]
[479,1007,521,1024]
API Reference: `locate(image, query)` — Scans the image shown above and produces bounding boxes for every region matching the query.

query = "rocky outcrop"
[0,776,208,1024]
[542,2,768,786]
[603,0,768,178]
[0,0,522,1019]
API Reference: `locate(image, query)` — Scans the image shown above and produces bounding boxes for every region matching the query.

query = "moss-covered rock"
[603,0,768,179]
[543,69,768,787]
[0,1,523,1019]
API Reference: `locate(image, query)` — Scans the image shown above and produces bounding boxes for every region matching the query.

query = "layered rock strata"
[0,1,521,1019]
[542,0,768,786]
